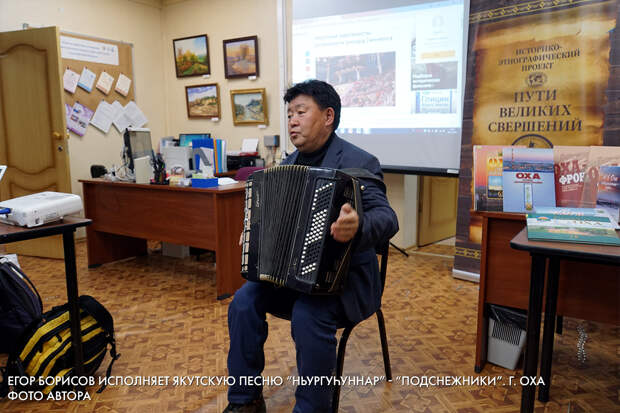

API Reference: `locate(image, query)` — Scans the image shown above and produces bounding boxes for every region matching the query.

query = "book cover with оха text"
[502,147,555,213]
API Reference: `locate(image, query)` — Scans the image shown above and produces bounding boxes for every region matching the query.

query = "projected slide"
[316,52,396,108]
[292,0,464,133]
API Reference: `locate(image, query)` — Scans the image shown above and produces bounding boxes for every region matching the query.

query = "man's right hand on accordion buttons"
[330,203,359,242]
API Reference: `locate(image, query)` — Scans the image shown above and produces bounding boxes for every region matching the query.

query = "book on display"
[527,207,620,246]
[502,147,555,213]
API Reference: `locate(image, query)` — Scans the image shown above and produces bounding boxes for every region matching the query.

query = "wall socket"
[264,135,280,147]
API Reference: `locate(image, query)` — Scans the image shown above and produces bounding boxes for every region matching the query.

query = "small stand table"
[0,217,92,379]
[510,228,620,413]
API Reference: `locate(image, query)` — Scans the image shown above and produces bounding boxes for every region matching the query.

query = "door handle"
[52,131,68,140]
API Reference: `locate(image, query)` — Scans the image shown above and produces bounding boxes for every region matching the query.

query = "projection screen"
[290,0,469,175]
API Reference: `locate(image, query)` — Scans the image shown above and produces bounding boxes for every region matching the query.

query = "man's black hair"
[283,79,341,131]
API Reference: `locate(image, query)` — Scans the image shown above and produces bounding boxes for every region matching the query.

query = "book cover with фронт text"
[553,146,589,207]
[502,147,555,213]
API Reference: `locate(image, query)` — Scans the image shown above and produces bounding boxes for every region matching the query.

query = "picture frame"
[173,34,210,78]
[230,88,268,125]
[185,83,220,119]
[223,35,259,79]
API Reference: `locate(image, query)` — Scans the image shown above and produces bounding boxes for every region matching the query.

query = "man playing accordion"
[224,80,398,413]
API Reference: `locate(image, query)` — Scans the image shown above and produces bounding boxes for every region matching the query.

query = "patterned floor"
[0,241,618,412]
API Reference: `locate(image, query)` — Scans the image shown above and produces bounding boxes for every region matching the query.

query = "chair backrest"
[234,166,264,181]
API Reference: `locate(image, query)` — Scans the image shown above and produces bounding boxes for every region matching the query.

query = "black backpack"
[1,295,119,396]
[0,260,43,354]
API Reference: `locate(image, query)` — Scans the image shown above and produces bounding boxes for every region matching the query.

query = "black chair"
[272,242,392,413]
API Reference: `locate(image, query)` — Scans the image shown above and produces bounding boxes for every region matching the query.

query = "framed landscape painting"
[173,34,210,77]
[230,88,267,125]
[185,83,220,119]
[223,36,259,79]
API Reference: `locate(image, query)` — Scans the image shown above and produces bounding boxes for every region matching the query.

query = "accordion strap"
[340,168,386,194]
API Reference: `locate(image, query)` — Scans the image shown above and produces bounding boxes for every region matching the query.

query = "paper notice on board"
[110,101,129,133]
[115,73,131,97]
[60,35,119,66]
[67,102,94,137]
[113,112,132,133]
[124,101,147,128]
[63,69,80,94]
[77,67,96,92]
[90,101,115,133]
[110,101,123,118]
[96,71,114,95]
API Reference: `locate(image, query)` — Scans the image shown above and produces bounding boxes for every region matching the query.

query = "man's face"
[287,94,333,153]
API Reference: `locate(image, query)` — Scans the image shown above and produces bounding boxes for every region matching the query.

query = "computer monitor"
[124,127,153,171]
[179,133,210,147]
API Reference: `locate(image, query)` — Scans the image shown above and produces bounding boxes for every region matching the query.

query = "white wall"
[162,0,281,156]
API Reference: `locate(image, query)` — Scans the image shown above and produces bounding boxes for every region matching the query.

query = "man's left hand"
[330,203,359,242]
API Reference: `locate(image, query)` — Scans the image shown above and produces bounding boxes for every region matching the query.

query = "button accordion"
[241,165,361,294]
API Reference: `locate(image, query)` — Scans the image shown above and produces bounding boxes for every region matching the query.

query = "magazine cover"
[502,147,555,213]
[527,210,620,246]
[596,165,620,224]
[473,145,503,211]
[553,146,589,207]
[581,146,620,208]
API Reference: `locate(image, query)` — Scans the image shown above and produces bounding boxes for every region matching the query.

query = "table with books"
[471,144,620,411]
[510,224,620,413]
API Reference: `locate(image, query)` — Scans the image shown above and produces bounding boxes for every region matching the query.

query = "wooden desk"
[0,217,91,380]
[80,179,246,299]
[510,228,620,413]
[215,170,237,178]
[474,211,619,373]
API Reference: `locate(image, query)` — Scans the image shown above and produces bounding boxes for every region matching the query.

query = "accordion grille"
[259,165,309,285]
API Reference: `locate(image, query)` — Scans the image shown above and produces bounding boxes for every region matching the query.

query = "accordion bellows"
[241,165,360,294]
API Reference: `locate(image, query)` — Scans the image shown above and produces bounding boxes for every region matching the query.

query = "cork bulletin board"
[61,31,135,111]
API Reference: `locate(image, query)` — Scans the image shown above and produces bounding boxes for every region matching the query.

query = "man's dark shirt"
[295,133,335,167]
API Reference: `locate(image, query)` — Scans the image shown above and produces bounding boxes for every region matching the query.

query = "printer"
[227,151,261,170]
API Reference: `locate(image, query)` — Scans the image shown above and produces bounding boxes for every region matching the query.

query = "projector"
[0,192,83,228]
